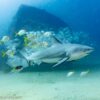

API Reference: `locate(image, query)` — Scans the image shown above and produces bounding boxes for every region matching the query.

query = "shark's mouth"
[86,49,94,54]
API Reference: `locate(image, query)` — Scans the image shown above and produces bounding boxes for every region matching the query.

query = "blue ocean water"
[0,1,100,100]
[0,0,100,42]
[0,0,99,43]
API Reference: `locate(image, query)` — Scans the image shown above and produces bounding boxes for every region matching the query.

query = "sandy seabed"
[0,70,100,100]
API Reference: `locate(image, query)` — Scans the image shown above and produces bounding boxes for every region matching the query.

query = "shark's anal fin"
[34,60,42,66]
[29,60,35,66]
[52,57,68,67]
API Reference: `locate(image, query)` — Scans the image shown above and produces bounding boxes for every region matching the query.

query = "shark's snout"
[83,46,94,54]
[67,44,94,61]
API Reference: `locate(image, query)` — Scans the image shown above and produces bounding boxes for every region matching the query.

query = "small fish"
[6,50,15,57]
[26,33,36,40]
[41,41,49,47]
[1,36,10,43]
[16,29,26,36]
[1,51,6,57]
[1,50,15,58]
[80,70,90,77]
[24,36,30,47]
[43,31,52,37]
[66,71,75,77]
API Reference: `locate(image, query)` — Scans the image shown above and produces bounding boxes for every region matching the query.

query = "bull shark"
[19,36,94,68]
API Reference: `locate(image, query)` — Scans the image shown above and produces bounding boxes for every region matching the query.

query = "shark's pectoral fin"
[52,57,68,67]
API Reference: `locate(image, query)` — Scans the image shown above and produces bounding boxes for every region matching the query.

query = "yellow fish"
[9,51,15,57]
[6,50,15,57]
[24,36,30,47]
[1,51,6,57]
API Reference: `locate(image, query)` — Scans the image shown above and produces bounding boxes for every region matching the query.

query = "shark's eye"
[83,48,91,52]
[83,49,88,52]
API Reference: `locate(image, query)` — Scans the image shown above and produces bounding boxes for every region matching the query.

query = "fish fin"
[34,60,42,65]
[19,50,29,60]
[28,60,35,66]
[19,50,31,67]
[52,57,68,67]
[52,35,62,44]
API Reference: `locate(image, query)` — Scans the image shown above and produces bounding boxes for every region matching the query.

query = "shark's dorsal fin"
[52,35,62,44]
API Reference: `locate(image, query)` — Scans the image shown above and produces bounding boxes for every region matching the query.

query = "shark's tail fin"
[19,50,30,60]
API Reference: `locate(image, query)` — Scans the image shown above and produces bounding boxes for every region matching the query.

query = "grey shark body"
[20,37,94,67]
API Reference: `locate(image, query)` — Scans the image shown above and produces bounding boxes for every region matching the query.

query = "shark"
[19,36,94,68]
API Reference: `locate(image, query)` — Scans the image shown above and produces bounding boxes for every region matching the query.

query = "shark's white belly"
[67,53,88,61]
[42,58,62,63]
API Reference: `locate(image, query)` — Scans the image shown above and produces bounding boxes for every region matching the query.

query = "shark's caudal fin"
[19,50,30,61]
[19,51,34,67]
[19,50,41,66]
